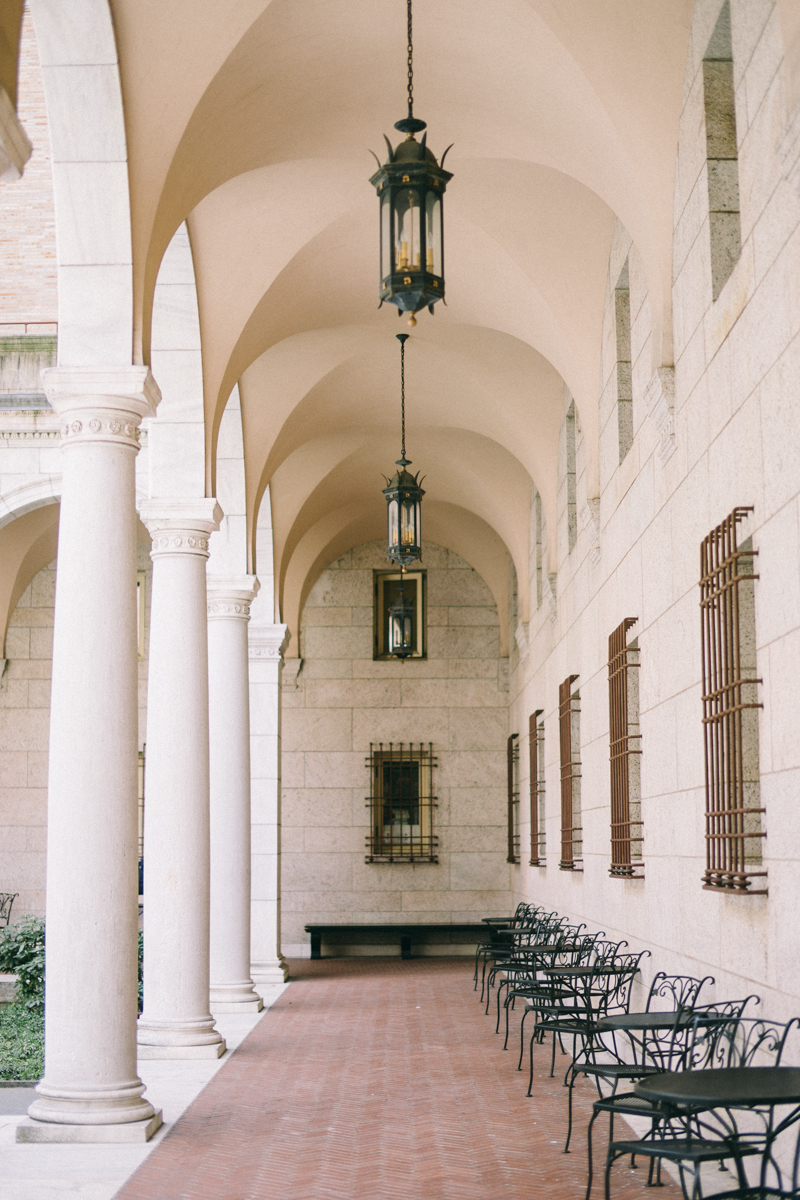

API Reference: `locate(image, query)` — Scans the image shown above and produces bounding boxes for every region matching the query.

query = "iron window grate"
[558,676,582,870]
[608,618,643,878]
[507,733,520,863]
[700,507,765,894]
[529,710,545,865]
[366,742,437,863]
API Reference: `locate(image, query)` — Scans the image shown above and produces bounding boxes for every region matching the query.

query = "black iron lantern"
[383,333,424,566]
[387,581,415,660]
[370,0,452,327]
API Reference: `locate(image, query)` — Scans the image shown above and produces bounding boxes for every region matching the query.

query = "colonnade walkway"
[113,957,678,1200]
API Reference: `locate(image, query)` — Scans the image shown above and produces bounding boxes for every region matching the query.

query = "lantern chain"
[398,332,407,462]
[406,0,414,120]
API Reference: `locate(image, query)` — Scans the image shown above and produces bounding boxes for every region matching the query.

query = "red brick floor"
[115,958,680,1200]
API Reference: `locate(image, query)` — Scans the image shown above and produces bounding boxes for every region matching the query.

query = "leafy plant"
[0,917,44,1011]
[0,1003,43,1080]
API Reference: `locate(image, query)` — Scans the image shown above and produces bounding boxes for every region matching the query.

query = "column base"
[251,957,290,984]
[210,999,263,1014]
[16,1110,163,1143]
[209,981,263,1013]
[137,1042,226,1060]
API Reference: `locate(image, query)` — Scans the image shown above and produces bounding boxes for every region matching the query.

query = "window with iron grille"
[608,618,643,878]
[700,508,765,893]
[507,733,520,863]
[365,743,437,863]
[529,710,545,865]
[559,676,582,870]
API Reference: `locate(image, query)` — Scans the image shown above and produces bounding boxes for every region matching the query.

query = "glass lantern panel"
[425,193,442,275]
[400,496,418,546]
[381,191,392,279]
[395,190,421,272]
[387,496,399,549]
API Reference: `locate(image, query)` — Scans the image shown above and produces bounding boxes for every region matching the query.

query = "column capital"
[139,498,223,560]
[43,367,161,452]
[207,575,260,621]
[248,623,289,662]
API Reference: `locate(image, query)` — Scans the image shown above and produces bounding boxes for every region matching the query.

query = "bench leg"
[400,933,412,960]
[310,932,322,960]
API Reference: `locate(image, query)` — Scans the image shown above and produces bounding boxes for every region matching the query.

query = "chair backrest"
[0,893,17,926]
[645,971,715,1013]
[598,950,651,1015]
[686,997,761,1069]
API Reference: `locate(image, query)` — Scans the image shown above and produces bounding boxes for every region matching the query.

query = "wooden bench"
[304,923,489,960]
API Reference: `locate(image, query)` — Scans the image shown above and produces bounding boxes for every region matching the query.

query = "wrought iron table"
[598,1011,689,1032]
[635,1067,800,1111]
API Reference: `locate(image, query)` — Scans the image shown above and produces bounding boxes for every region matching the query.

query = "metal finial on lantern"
[383,333,424,567]
[369,0,452,326]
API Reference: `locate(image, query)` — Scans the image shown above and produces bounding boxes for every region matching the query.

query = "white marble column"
[207,576,263,1012]
[137,499,226,1058]
[22,368,162,1143]
[249,624,290,984]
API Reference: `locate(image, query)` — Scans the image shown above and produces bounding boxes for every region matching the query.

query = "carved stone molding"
[249,623,290,663]
[281,659,303,689]
[207,575,259,622]
[60,414,142,451]
[41,367,160,453]
[645,366,677,464]
[543,572,558,625]
[140,498,222,560]
[580,498,601,566]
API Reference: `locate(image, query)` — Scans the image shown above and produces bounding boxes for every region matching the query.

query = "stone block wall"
[508,0,800,1020]
[0,546,152,920]
[280,540,512,956]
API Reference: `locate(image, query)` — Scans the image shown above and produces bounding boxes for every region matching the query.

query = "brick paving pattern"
[116,958,680,1200]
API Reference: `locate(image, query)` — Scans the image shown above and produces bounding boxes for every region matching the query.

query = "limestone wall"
[281,540,511,956]
[509,0,800,1018]
[0,548,152,919]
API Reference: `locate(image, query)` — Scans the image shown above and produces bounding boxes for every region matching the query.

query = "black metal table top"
[544,964,627,976]
[599,1011,689,1032]
[636,1067,800,1108]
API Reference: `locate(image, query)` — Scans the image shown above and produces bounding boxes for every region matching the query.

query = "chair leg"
[563,1067,578,1153]
[518,1005,530,1070]
[585,1107,601,1200]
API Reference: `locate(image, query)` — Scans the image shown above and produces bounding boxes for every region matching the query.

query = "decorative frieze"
[249,623,290,662]
[207,576,259,622]
[139,498,222,561]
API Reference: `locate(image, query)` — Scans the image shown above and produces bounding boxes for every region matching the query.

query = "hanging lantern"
[387,580,415,660]
[370,0,452,327]
[383,333,424,566]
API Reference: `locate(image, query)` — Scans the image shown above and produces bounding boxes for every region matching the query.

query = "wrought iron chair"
[564,973,716,1153]
[504,930,607,1050]
[525,948,649,1095]
[473,903,545,994]
[0,893,18,927]
[488,920,587,1029]
[603,1012,800,1200]
[481,913,571,1009]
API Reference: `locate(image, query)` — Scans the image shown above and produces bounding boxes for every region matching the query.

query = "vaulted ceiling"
[113,0,694,639]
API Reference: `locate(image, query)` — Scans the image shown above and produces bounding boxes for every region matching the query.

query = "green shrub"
[0,1003,43,1080]
[0,916,45,1011]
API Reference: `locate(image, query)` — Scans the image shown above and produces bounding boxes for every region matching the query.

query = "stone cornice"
[207,575,260,621]
[248,623,290,662]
